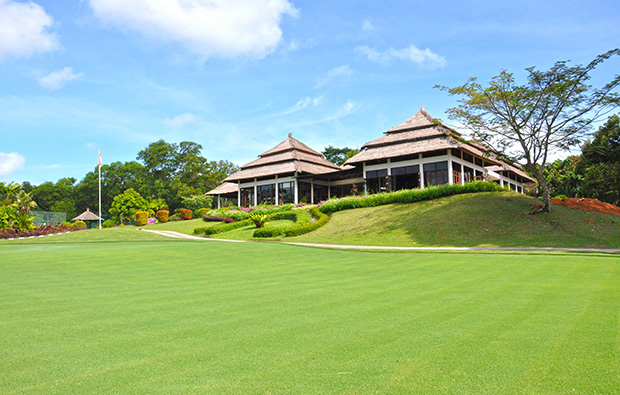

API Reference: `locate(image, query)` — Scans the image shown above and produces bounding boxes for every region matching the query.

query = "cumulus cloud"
[0,0,59,61]
[314,65,354,89]
[88,0,298,58]
[164,113,201,128]
[38,67,83,90]
[362,20,376,32]
[0,152,26,178]
[355,44,446,68]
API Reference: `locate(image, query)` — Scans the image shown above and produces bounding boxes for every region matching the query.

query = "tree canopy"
[322,146,359,166]
[438,49,620,211]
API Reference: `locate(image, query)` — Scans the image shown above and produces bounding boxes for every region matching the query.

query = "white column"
[237,181,241,206]
[310,179,314,204]
[253,185,257,206]
[448,153,454,185]
[363,162,368,194]
[218,195,221,209]
[294,178,299,204]
[419,155,425,189]
[275,181,279,206]
[328,185,331,199]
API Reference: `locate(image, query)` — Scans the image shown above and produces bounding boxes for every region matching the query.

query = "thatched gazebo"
[72,208,102,229]
[206,182,238,209]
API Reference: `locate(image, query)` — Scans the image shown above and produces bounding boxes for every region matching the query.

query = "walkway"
[142,230,620,254]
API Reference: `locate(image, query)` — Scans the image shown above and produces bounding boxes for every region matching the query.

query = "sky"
[1,0,619,184]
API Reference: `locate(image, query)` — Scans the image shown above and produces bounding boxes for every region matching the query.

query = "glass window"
[475,157,483,167]
[313,184,328,203]
[463,166,475,183]
[240,187,254,207]
[462,152,474,163]
[278,182,294,204]
[392,165,420,191]
[298,182,312,204]
[422,150,447,158]
[366,169,389,194]
[452,149,462,158]
[423,161,449,187]
[257,184,275,205]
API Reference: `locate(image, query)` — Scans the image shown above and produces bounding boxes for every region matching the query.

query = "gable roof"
[224,134,341,183]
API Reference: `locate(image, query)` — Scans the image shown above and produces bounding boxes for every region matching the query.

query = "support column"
[328,185,331,199]
[294,177,298,204]
[419,154,425,189]
[218,195,221,209]
[363,162,368,194]
[448,153,454,185]
[237,181,241,207]
[310,179,314,204]
[253,185,257,206]
[275,176,279,206]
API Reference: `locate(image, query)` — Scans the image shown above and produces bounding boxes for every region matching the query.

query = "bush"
[250,214,268,228]
[253,227,283,238]
[102,219,115,228]
[195,219,253,235]
[319,181,503,214]
[283,207,329,237]
[252,210,316,238]
[203,215,235,223]
[553,194,569,199]
[196,208,210,218]
[60,221,72,227]
[73,220,86,229]
[169,214,182,221]
[156,210,169,223]
[179,209,193,220]
[135,210,148,226]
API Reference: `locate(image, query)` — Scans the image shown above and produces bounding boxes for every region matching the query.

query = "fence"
[31,211,66,226]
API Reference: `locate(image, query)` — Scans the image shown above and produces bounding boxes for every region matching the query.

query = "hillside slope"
[292,192,620,248]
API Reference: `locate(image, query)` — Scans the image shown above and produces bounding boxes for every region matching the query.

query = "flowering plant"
[147,217,157,225]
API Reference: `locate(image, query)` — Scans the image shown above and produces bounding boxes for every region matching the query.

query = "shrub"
[250,214,268,228]
[60,221,72,227]
[196,208,210,218]
[156,210,169,223]
[102,219,115,228]
[252,210,315,238]
[179,209,193,220]
[73,220,86,229]
[169,214,182,221]
[135,210,148,226]
[283,207,329,237]
[253,227,283,238]
[196,219,253,235]
[0,223,83,240]
[147,217,157,225]
[554,194,569,199]
[319,181,503,214]
[203,215,235,223]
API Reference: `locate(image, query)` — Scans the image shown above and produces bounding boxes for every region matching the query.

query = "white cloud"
[292,100,356,126]
[314,65,354,89]
[355,44,447,68]
[267,95,324,118]
[163,113,201,128]
[0,152,26,178]
[88,0,298,58]
[0,0,59,61]
[38,67,83,90]
[362,20,376,32]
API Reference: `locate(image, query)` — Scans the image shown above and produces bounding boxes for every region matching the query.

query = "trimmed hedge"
[156,210,169,223]
[194,219,253,235]
[203,215,235,223]
[135,210,148,226]
[319,181,503,214]
[179,209,193,220]
[253,208,328,238]
[283,207,329,237]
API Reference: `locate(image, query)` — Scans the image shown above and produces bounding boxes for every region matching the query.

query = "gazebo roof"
[72,208,102,221]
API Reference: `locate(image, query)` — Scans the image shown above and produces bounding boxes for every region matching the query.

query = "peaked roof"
[206,182,238,195]
[224,135,341,183]
[385,108,437,133]
[72,208,102,221]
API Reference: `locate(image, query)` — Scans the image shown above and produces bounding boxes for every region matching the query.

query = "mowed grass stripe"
[1,241,619,393]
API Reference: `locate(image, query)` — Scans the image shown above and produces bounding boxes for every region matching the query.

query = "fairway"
[1,240,619,393]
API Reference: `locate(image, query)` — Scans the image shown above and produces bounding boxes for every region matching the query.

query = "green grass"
[1,240,619,393]
[209,219,294,240]
[292,192,620,248]
[139,218,214,235]
[0,226,171,244]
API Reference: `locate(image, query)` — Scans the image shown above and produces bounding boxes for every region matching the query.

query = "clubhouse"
[208,109,534,208]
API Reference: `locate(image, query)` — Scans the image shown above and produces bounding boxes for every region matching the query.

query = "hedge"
[179,209,193,220]
[283,207,329,237]
[253,208,328,238]
[194,219,253,235]
[135,210,148,226]
[156,210,169,223]
[319,181,504,214]
[203,215,235,223]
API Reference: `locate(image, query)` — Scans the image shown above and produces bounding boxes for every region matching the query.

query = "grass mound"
[292,191,620,248]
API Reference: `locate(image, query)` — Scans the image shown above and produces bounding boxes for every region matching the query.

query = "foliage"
[577,115,620,205]
[169,214,181,221]
[203,215,235,223]
[0,182,37,232]
[196,219,253,235]
[321,145,360,166]
[0,223,79,239]
[72,220,87,229]
[196,208,209,217]
[156,210,169,223]
[179,209,193,220]
[253,209,327,238]
[438,49,620,212]
[553,195,569,199]
[109,188,148,224]
[319,181,503,214]
[147,218,157,225]
[542,156,583,198]
[135,211,148,226]
[250,214,268,228]
[102,219,115,228]
[181,194,213,212]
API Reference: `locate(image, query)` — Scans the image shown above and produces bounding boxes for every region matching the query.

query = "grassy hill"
[291,192,620,248]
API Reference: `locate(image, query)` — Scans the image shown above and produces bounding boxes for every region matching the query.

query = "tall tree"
[322,146,360,166]
[438,49,620,212]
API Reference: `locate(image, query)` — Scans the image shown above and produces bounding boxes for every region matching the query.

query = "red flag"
[98,150,102,167]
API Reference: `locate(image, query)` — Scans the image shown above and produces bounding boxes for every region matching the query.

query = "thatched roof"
[485,164,535,183]
[72,208,102,221]
[385,109,437,133]
[224,134,341,183]
[206,182,238,196]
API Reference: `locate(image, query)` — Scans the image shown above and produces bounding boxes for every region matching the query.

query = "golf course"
[2,217,619,393]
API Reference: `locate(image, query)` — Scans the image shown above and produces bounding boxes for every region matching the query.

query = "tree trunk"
[533,168,551,213]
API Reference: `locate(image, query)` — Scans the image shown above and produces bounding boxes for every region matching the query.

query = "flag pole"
[98,150,102,229]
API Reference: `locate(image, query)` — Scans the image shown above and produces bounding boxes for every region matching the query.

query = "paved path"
[143,230,620,254]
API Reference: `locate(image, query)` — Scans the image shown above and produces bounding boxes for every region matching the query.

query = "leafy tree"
[109,188,148,224]
[31,178,76,212]
[438,49,620,212]
[0,183,37,231]
[542,156,582,198]
[181,194,213,211]
[205,160,239,191]
[577,114,620,205]
[322,146,360,166]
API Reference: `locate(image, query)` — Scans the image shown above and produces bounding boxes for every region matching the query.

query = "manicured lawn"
[140,218,215,235]
[1,239,619,393]
[0,226,171,244]
[209,219,294,240]
[293,192,620,248]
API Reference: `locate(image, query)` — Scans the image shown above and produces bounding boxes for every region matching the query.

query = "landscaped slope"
[292,192,620,248]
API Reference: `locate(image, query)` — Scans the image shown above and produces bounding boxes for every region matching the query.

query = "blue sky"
[1,0,619,184]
